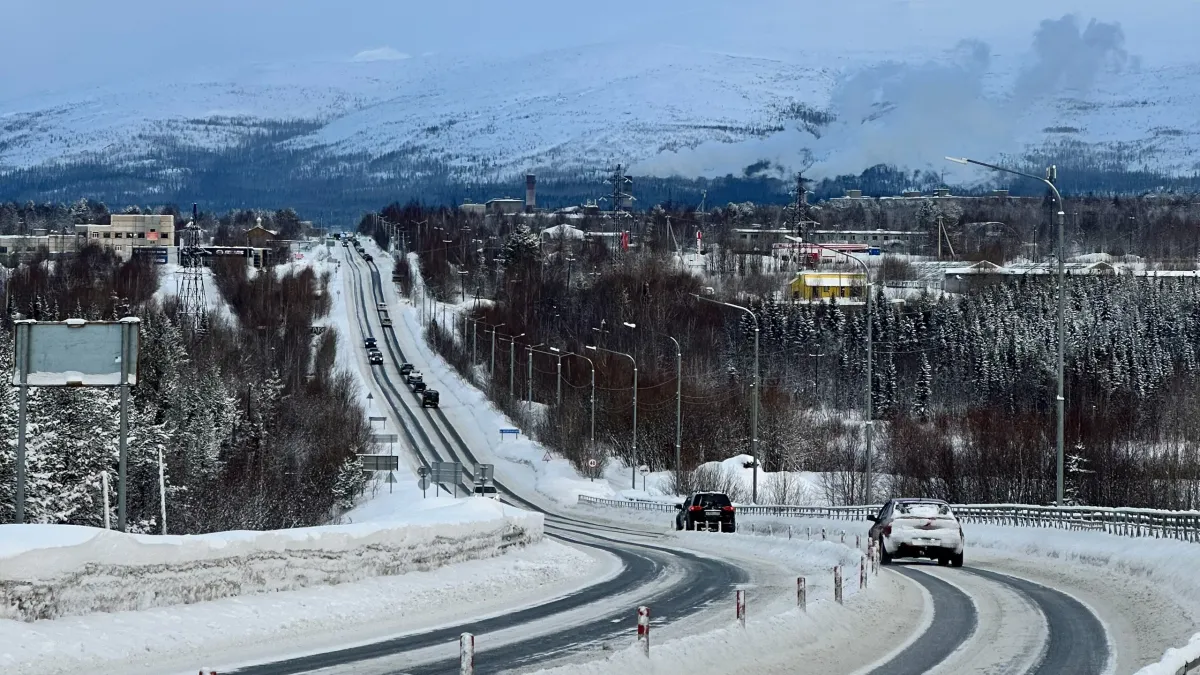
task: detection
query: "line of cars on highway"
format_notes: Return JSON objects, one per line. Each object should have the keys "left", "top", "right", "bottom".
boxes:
{"left": 363, "top": 335, "right": 439, "bottom": 407}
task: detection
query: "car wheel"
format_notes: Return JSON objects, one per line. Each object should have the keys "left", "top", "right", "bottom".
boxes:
{"left": 937, "top": 556, "right": 949, "bottom": 566}
{"left": 950, "top": 552, "right": 964, "bottom": 568}
{"left": 686, "top": 518, "right": 695, "bottom": 531}
{"left": 723, "top": 522, "right": 736, "bottom": 533}
{"left": 879, "top": 539, "right": 893, "bottom": 566}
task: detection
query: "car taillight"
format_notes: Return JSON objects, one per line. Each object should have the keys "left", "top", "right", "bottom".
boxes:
{"left": 883, "top": 525, "right": 892, "bottom": 537}
{"left": 721, "top": 506, "right": 735, "bottom": 512}
{"left": 689, "top": 506, "right": 704, "bottom": 512}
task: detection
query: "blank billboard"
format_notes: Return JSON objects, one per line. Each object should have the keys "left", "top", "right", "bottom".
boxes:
{"left": 11, "top": 318, "right": 140, "bottom": 387}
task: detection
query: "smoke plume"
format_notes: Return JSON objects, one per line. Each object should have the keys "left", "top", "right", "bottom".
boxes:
{"left": 808, "top": 14, "right": 1132, "bottom": 177}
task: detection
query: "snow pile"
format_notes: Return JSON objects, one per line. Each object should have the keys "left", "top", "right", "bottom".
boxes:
{"left": 0, "top": 498, "right": 541, "bottom": 621}
{"left": 540, "top": 224, "right": 584, "bottom": 241}
{"left": 1135, "top": 634, "right": 1200, "bottom": 675}
{"left": 609, "top": 454, "right": 827, "bottom": 506}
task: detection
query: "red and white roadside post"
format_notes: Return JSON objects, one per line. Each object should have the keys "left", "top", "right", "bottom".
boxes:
{"left": 856, "top": 534, "right": 861, "bottom": 549}
{"left": 834, "top": 566, "right": 844, "bottom": 604}
{"left": 860, "top": 555, "right": 867, "bottom": 589}
{"left": 822, "top": 528, "right": 827, "bottom": 540}
{"left": 460, "top": 632, "right": 474, "bottom": 675}
{"left": 637, "top": 605, "right": 651, "bottom": 656}
{"left": 736, "top": 589, "right": 746, "bottom": 628}
{"left": 797, "top": 577, "right": 807, "bottom": 611}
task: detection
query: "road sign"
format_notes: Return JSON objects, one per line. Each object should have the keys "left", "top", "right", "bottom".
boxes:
{"left": 431, "top": 461, "right": 463, "bottom": 496}
{"left": 543, "top": 451, "right": 552, "bottom": 462}
{"left": 371, "top": 433, "right": 399, "bottom": 444}
{"left": 359, "top": 454, "right": 399, "bottom": 471}
{"left": 384, "top": 471, "right": 397, "bottom": 484}
{"left": 476, "top": 464, "right": 494, "bottom": 485}
{"left": 418, "top": 475, "right": 431, "bottom": 490}
{"left": 587, "top": 459, "right": 598, "bottom": 468}
{"left": 638, "top": 465, "right": 650, "bottom": 475}
{"left": 417, "top": 466, "right": 430, "bottom": 478}
{"left": 369, "top": 416, "right": 387, "bottom": 424}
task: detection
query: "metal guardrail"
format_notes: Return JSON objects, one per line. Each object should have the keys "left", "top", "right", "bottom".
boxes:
{"left": 575, "top": 496, "right": 1200, "bottom": 543}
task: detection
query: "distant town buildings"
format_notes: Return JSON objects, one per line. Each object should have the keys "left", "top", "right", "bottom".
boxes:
{"left": 79, "top": 214, "right": 175, "bottom": 260}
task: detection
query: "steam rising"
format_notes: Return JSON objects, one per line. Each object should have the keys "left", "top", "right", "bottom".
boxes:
{"left": 636, "top": 15, "right": 1135, "bottom": 180}
{"left": 810, "top": 14, "right": 1133, "bottom": 177}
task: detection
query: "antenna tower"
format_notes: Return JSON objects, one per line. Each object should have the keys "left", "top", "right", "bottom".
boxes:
{"left": 177, "top": 202, "right": 207, "bottom": 331}
{"left": 793, "top": 171, "right": 814, "bottom": 239}
{"left": 606, "top": 164, "right": 634, "bottom": 213}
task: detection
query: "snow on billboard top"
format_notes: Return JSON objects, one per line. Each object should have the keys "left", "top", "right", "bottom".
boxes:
{"left": 11, "top": 318, "right": 140, "bottom": 387}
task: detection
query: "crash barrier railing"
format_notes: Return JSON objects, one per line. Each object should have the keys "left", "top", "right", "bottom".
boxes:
{"left": 576, "top": 495, "right": 1200, "bottom": 543}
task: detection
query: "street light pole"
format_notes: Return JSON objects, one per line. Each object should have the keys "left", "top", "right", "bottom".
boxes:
{"left": 947, "top": 156, "right": 1067, "bottom": 505}
{"left": 624, "top": 322, "right": 683, "bottom": 472}
{"left": 695, "top": 295, "right": 760, "bottom": 503}
{"left": 566, "top": 351, "right": 596, "bottom": 451}
{"left": 785, "top": 235, "right": 874, "bottom": 504}
{"left": 488, "top": 323, "right": 505, "bottom": 379}
{"left": 588, "top": 344, "right": 637, "bottom": 489}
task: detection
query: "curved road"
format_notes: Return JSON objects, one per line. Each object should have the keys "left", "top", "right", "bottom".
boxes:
{"left": 235, "top": 242, "right": 1112, "bottom": 675}
{"left": 220, "top": 246, "right": 744, "bottom": 675}
{"left": 871, "top": 563, "right": 1109, "bottom": 675}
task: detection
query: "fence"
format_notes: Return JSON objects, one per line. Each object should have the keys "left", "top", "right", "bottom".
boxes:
{"left": 575, "top": 496, "right": 1200, "bottom": 543}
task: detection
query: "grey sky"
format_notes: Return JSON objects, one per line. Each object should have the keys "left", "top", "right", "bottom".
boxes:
{"left": 2, "top": 0, "right": 1195, "bottom": 100}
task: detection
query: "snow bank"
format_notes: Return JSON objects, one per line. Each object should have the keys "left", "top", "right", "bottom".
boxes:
{"left": 0, "top": 499, "right": 541, "bottom": 621}
{"left": 615, "top": 454, "right": 827, "bottom": 506}
{"left": 1135, "top": 634, "right": 1200, "bottom": 675}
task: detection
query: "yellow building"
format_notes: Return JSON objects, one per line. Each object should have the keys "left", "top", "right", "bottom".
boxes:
{"left": 790, "top": 271, "right": 867, "bottom": 301}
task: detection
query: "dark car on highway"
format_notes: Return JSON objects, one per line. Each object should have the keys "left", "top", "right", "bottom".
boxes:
{"left": 399, "top": 362, "right": 414, "bottom": 376}
{"left": 420, "top": 389, "right": 439, "bottom": 407}
{"left": 368, "top": 349, "right": 383, "bottom": 365}
{"left": 411, "top": 379, "right": 428, "bottom": 394}
{"left": 364, "top": 337, "right": 377, "bottom": 349}
{"left": 675, "top": 491, "right": 736, "bottom": 532}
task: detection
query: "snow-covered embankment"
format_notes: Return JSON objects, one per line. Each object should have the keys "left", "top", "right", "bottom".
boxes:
{"left": 0, "top": 499, "right": 541, "bottom": 622}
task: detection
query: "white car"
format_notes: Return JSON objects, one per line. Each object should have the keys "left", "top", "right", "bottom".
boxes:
{"left": 473, "top": 485, "right": 500, "bottom": 500}
{"left": 868, "top": 498, "right": 964, "bottom": 567}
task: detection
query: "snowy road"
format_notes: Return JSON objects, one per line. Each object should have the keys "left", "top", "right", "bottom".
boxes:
{"left": 311, "top": 242, "right": 1123, "bottom": 675}
{"left": 234, "top": 247, "right": 745, "bottom": 674}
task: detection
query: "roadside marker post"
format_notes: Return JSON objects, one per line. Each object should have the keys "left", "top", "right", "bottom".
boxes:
{"left": 860, "top": 556, "right": 867, "bottom": 589}
{"left": 460, "top": 632, "right": 474, "bottom": 675}
{"left": 856, "top": 534, "right": 861, "bottom": 549}
{"left": 637, "top": 606, "right": 650, "bottom": 656}
{"left": 736, "top": 589, "right": 746, "bottom": 628}
{"left": 797, "top": 577, "right": 807, "bottom": 611}
{"left": 834, "top": 566, "right": 843, "bottom": 604}
{"left": 822, "top": 528, "right": 827, "bottom": 540}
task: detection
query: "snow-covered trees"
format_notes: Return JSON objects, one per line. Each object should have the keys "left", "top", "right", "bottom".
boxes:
{"left": 1, "top": 247, "right": 371, "bottom": 532}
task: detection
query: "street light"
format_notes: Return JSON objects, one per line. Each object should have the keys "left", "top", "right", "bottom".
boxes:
{"left": 587, "top": 344, "right": 637, "bottom": 489}
{"left": 564, "top": 350, "right": 596, "bottom": 452}
{"left": 487, "top": 323, "right": 505, "bottom": 378}
{"left": 623, "top": 322, "right": 683, "bottom": 472}
{"left": 523, "top": 341, "right": 545, "bottom": 414}
{"left": 785, "top": 234, "right": 874, "bottom": 504}
{"left": 947, "top": 155, "right": 1067, "bottom": 506}
{"left": 500, "top": 333, "right": 526, "bottom": 397}
{"left": 694, "top": 295, "right": 760, "bottom": 503}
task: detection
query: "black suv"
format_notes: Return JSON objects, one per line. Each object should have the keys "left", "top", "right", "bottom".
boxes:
{"left": 411, "top": 379, "right": 428, "bottom": 394}
{"left": 368, "top": 349, "right": 383, "bottom": 365}
{"left": 399, "top": 363, "right": 414, "bottom": 376}
{"left": 364, "top": 337, "right": 377, "bottom": 349}
{"left": 675, "top": 492, "right": 736, "bottom": 532}
{"left": 420, "top": 389, "right": 440, "bottom": 408}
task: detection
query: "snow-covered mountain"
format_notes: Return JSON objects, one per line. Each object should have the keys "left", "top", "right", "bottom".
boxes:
{"left": 1, "top": 3, "right": 1198, "bottom": 207}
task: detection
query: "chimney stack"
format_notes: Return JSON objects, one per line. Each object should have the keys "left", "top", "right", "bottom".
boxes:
{"left": 525, "top": 174, "right": 536, "bottom": 212}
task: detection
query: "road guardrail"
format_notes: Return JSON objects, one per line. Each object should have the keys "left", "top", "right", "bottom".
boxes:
{"left": 576, "top": 495, "right": 1200, "bottom": 542}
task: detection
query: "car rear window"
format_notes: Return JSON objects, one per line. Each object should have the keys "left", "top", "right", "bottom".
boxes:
{"left": 896, "top": 502, "right": 953, "bottom": 518}
{"left": 695, "top": 493, "right": 731, "bottom": 508}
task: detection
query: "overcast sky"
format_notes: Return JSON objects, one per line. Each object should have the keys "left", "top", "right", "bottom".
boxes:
{"left": 3, "top": 0, "right": 1195, "bottom": 100}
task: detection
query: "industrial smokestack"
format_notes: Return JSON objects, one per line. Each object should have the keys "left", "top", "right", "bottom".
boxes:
{"left": 525, "top": 174, "right": 536, "bottom": 211}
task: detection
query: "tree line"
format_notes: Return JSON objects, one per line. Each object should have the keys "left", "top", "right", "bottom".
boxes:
{"left": 0, "top": 244, "right": 370, "bottom": 531}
